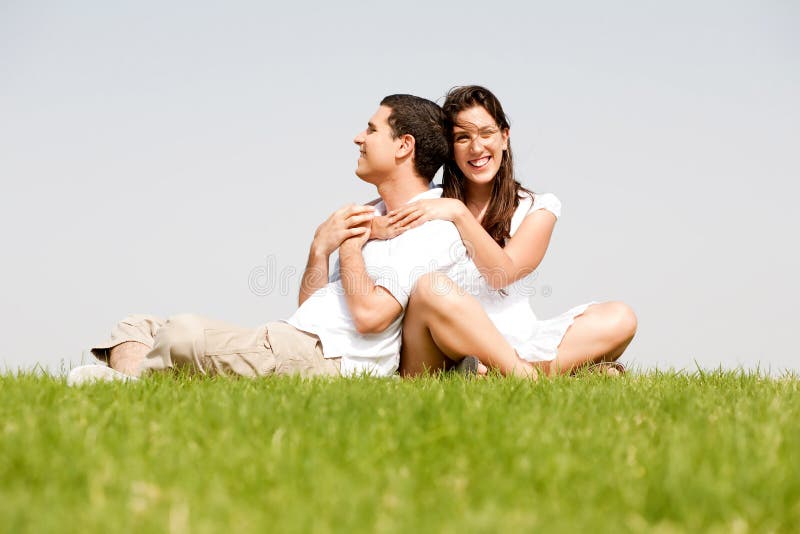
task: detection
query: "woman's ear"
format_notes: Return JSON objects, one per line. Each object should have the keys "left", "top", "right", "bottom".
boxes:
{"left": 502, "top": 128, "right": 510, "bottom": 151}
{"left": 396, "top": 134, "right": 415, "bottom": 159}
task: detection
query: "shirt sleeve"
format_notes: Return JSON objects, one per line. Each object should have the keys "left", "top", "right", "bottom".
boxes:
{"left": 371, "top": 221, "right": 466, "bottom": 310}
{"left": 528, "top": 193, "right": 562, "bottom": 219}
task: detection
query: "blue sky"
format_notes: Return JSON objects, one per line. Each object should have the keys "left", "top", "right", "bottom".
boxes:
{"left": 1, "top": 1, "right": 798, "bottom": 373}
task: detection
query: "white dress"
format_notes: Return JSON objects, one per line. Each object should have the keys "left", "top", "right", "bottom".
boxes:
{"left": 456, "top": 192, "right": 594, "bottom": 362}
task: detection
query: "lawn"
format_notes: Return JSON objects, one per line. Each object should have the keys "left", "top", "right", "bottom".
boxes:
{"left": 1, "top": 371, "right": 798, "bottom": 533}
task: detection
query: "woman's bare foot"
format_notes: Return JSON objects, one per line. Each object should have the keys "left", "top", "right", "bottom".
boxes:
{"left": 582, "top": 361, "right": 626, "bottom": 377}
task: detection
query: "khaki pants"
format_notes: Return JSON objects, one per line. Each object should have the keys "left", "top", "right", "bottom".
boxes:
{"left": 91, "top": 314, "right": 341, "bottom": 378}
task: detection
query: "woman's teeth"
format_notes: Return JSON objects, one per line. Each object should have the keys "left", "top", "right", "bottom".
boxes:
{"left": 469, "top": 156, "right": 490, "bottom": 168}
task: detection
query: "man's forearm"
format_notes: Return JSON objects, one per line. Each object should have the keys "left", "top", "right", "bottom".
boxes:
{"left": 338, "top": 242, "right": 376, "bottom": 309}
{"left": 298, "top": 246, "right": 329, "bottom": 306}
{"left": 338, "top": 241, "right": 398, "bottom": 334}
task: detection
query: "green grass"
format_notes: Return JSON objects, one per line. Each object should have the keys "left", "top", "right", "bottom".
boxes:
{"left": 1, "top": 371, "right": 799, "bottom": 533}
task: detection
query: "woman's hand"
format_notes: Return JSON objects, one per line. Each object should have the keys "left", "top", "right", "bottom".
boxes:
{"left": 369, "top": 214, "right": 407, "bottom": 240}
{"left": 386, "top": 198, "right": 467, "bottom": 230}
{"left": 312, "top": 205, "right": 375, "bottom": 256}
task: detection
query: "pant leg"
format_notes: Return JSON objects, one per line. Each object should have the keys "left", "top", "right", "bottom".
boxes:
{"left": 90, "top": 314, "right": 165, "bottom": 362}
{"left": 144, "top": 314, "right": 275, "bottom": 377}
{"left": 265, "top": 322, "right": 341, "bottom": 377}
{"left": 144, "top": 315, "right": 341, "bottom": 378}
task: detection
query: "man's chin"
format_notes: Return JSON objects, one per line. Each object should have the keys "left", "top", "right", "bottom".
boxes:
{"left": 355, "top": 169, "right": 377, "bottom": 184}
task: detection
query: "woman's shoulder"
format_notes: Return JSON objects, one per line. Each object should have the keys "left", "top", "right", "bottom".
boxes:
{"left": 516, "top": 191, "right": 562, "bottom": 219}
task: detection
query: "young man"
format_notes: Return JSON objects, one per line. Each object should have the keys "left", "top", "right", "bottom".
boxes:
{"left": 69, "top": 95, "right": 536, "bottom": 384}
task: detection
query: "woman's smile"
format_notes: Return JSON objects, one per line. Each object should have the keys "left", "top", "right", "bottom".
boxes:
{"left": 468, "top": 156, "right": 491, "bottom": 168}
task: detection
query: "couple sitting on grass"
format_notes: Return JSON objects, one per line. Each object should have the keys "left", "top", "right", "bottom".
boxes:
{"left": 69, "top": 86, "right": 636, "bottom": 385}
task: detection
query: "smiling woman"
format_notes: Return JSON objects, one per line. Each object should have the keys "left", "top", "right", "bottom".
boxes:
{"left": 381, "top": 85, "right": 638, "bottom": 377}
{"left": 451, "top": 105, "right": 509, "bottom": 192}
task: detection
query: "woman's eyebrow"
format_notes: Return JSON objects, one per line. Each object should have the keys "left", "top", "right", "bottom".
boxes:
{"left": 454, "top": 123, "right": 497, "bottom": 132}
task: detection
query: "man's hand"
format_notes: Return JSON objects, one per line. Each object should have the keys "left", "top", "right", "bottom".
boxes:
{"left": 338, "top": 219, "right": 401, "bottom": 335}
{"left": 341, "top": 218, "right": 372, "bottom": 252}
{"left": 313, "top": 205, "right": 375, "bottom": 256}
{"left": 300, "top": 205, "right": 373, "bottom": 307}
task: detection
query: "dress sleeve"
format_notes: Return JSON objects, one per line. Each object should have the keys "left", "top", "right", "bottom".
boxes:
{"left": 528, "top": 193, "right": 562, "bottom": 219}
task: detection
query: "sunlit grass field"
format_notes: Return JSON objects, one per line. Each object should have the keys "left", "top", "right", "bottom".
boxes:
{"left": 2, "top": 371, "right": 798, "bottom": 533}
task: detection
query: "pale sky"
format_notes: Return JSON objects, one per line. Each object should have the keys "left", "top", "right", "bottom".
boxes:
{"left": 1, "top": 1, "right": 798, "bottom": 374}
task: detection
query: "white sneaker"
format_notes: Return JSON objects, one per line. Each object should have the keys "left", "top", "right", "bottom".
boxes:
{"left": 67, "top": 364, "right": 139, "bottom": 386}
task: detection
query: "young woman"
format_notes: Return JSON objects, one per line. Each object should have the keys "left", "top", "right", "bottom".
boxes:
{"left": 376, "top": 85, "right": 637, "bottom": 376}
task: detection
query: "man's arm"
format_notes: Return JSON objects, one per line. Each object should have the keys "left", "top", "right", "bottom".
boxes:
{"left": 338, "top": 219, "right": 467, "bottom": 335}
{"left": 338, "top": 236, "right": 402, "bottom": 334}
{"left": 298, "top": 205, "right": 375, "bottom": 307}
{"left": 298, "top": 245, "right": 331, "bottom": 306}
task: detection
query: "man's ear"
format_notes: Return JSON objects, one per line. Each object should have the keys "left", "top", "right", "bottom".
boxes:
{"left": 395, "top": 134, "right": 415, "bottom": 159}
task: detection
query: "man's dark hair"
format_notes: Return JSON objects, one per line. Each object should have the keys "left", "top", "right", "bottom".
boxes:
{"left": 380, "top": 94, "right": 449, "bottom": 181}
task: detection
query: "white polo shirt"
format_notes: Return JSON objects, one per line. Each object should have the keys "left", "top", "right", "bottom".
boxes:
{"left": 286, "top": 187, "right": 470, "bottom": 377}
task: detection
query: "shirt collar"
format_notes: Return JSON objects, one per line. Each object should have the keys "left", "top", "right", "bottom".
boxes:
{"left": 373, "top": 183, "right": 442, "bottom": 215}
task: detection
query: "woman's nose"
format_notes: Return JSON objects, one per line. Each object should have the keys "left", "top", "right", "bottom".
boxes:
{"left": 468, "top": 137, "right": 483, "bottom": 153}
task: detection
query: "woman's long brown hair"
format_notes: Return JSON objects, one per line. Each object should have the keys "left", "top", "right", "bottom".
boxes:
{"left": 442, "top": 86, "right": 532, "bottom": 246}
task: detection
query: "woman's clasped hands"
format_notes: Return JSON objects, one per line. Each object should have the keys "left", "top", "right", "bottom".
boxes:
{"left": 370, "top": 198, "right": 466, "bottom": 240}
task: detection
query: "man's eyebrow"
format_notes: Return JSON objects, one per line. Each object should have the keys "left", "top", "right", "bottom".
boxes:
{"left": 367, "top": 121, "right": 376, "bottom": 130}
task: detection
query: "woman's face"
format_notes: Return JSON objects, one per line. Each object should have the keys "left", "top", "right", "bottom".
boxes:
{"left": 452, "top": 105, "right": 509, "bottom": 187}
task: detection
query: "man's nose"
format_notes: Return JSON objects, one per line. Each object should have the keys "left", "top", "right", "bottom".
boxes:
{"left": 354, "top": 131, "right": 365, "bottom": 145}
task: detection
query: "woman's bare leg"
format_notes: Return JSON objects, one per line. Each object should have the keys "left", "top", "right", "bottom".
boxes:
{"left": 399, "top": 272, "right": 536, "bottom": 378}
{"left": 399, "top": 298, "right": 450, "bottom": 377}
{"left": 539, "top": 301, "right": 637, "bottom": 376}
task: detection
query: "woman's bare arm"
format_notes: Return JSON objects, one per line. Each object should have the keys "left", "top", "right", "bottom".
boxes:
{"left": 388, "top": 198, "right": 556, "bottom": 290}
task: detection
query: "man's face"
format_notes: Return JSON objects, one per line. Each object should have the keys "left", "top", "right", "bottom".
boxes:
{"left": 353, "top": 105, "right": 400, "bottom": 183}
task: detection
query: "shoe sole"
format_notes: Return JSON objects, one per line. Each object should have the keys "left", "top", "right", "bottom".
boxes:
{"left": 453, "top": 356, "right": 480, "bottom": 375}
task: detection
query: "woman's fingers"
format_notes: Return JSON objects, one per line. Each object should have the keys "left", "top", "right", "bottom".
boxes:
{"left": 388, "top": 224, "right": 408, "bottom": 238}
{"left": 395, "top": 210, "right": 425, "bottom": 228}
{"left": 387, "top": 206, "right": 414, "bottom": 222}
{"left": 388, "top": 200, "right": 419, "bottom": 216}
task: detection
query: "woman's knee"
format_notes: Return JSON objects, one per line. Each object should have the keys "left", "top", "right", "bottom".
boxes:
{"left": 410, "top": 272, "right": 461, "bottom": 306}
{"left": 606, "top": 301, "right": 637, "bottom": 341}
